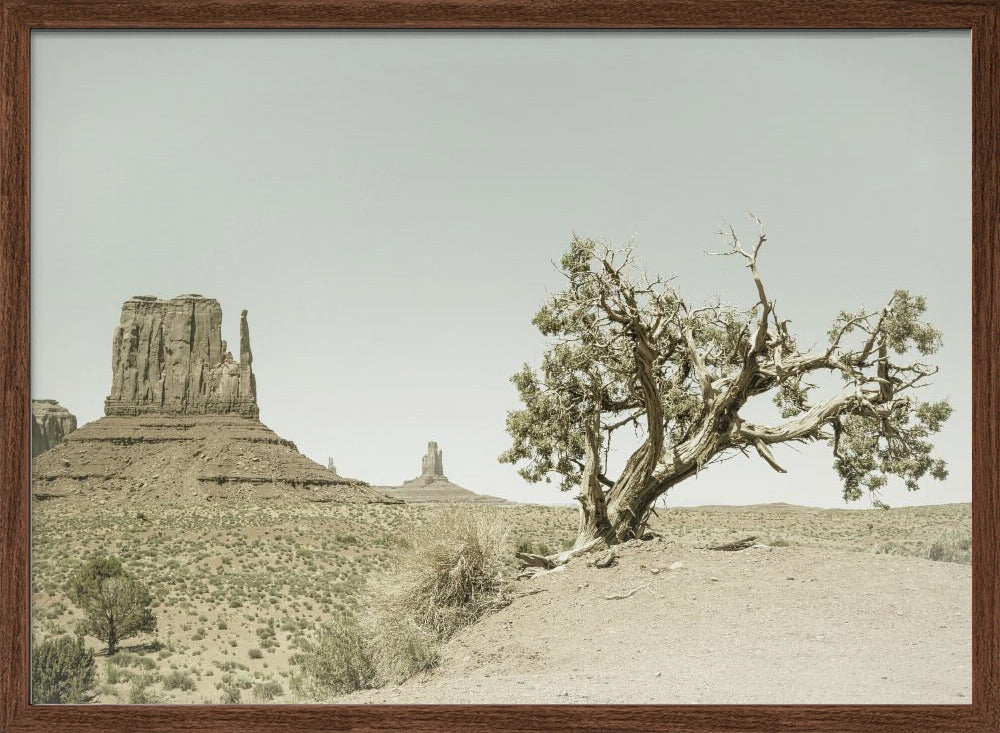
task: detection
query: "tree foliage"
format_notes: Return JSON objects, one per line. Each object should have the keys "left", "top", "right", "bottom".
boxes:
{"left": 31, "top": 635, "right": 95, "bottom": 704}
{"left": 501, "top": 218, "right": 951, "bottom": 551}
{"left": 66, "top": 555, "right": 157, "bottom": 655}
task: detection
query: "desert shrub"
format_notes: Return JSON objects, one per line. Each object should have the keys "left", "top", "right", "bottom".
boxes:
{"left": 31, "top": 635, "right": 95, "bottom": 704}
{"left": 127, "top": 674, "right": 161, "bottom": 704}
{"left": 104, "top": 662, "right": 125, "bottom": 684}
{"left": 218, "top": 682, "right": 242, "bottom": 704}
{"left": 109, "top": 651, "right": 137, "bottom": 667}
{"left": 365, "top": 617, "right": 439, "bottom": 685}
{"left": 876, "top": 541, "right": 910, "bottom": 557}
{"left": 515, "top": 538, "right": 555, "bottom": 557}
{"left": 251, "top": 680, "right": 283, "bottom": 703}
{"left": 248, "top": 648, "right": 263, "bottom": 659}
{"left": 294, "top": 616, "right": 377, "bottom": 696}
{"left": 877, "top": 531, "right": 971, "bottom": 565}
{"left": 162, "top": 670, "right": 196, "bottom": 691}
{"left": 44, "top": 601, "right": 67, "bottom": 620}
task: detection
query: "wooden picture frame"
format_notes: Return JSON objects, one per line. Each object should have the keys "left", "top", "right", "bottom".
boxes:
{"left": 1, "top": 1, "right": 996, "bottom": 731}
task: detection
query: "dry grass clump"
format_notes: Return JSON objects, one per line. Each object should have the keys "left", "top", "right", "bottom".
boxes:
{"left": 876, "top": 527, "right": 971, "bottom": 565}
{"left": 926, "top": 529, "right": 972, "bottom": 564}
{"left": 372, "top": 509, "right": 511, "bottom": 639}
{"left": 294, "top": 509, "right": 511, "bottom": 697}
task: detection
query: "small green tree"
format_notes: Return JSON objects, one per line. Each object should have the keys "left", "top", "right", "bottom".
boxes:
{"left": 66, "top": 555, "right": 157, "bottom": 655}
{"left": 31, "top": 635, "right": 95, "bottom": 703}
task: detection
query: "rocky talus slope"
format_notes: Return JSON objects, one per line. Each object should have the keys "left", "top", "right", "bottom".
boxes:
{"left": 33, "top": 415, "right": 398, "bottom": 503}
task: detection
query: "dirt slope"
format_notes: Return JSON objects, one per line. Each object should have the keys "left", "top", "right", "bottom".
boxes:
{"left": 32, "top": 415, "right": 400, "bottom": 504}
{"left": 341, "top": 540, "right": 970, "bottom": 704}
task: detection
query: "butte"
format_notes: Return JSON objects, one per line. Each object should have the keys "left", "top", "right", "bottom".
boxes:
{"left": 31, "top": 295, "right": 399, "bottom": 505}
{"left": 378, "top": 441, "right": 509, "bottom": 504}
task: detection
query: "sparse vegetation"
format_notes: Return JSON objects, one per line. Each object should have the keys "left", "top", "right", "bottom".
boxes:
{"left": 252, "top": 679, "right": 283, "bottom": 703}
{"left": 31, "top": 496, "right": 970, "bottom": 703}
{"left": 293, "top": 616, "right": 378, "bottom": 696}
{"left": 927, "top": 530, "right": 972, "bottom": 564}
{"left": 295, "top": 510, "right": 509, "bottom": 696}
{"left": 218, "top": 682, "right": 242, "bottom": 704}
{"left": 877, "top": 526, "right": 971, "bottom": 565}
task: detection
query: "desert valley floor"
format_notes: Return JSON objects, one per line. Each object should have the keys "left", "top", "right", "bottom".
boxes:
{"left": 32, "top": 497, "right": 971, "bottom": 704}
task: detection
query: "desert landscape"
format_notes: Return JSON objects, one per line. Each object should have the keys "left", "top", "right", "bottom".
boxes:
{"left": 27, "top": 30, "right": 972, "bottom": 708}
{"left": 29, "top": 273, "right": 971, "bottom": 705}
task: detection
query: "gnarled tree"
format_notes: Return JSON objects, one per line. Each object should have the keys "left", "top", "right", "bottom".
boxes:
{"left": 501, "top": 218, "right": 951, "bottom": 563}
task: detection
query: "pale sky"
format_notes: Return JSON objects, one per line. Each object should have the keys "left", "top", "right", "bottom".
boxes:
{"left": 31, "top": 30, "right": 971, "bottom": 508}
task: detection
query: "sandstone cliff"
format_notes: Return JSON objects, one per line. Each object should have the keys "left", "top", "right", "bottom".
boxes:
{"left": 31, "top": 399, "right": 77, "bottom": 457}
{"left": 104, "top": 295, "right": 258, "bottom": 419}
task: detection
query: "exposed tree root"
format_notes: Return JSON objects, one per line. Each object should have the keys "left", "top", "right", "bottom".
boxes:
{"left": 515, "top": 537, "right": 607, "bottom": 571}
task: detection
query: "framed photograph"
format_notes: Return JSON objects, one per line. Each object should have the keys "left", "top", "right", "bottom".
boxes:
{"left": 2, "top": 1, "right": 997, "bottom": 732}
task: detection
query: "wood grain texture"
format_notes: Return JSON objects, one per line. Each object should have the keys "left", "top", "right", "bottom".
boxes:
{"left": 1, "top": 1, "right": 997, "bottom": 731}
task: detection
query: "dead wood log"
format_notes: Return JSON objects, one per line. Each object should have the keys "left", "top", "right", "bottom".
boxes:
{"left": 707, "top": 536, "right": 758, "bottom": 551}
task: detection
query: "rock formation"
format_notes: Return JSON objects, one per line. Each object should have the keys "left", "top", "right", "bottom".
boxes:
{"left": 405, "top": 441, "right": 447, "bottom": 486}
{"left": 387, "top": 440, "right": 508, "bottom": 504}
{"left": 104, "top": 295, "right": 258, "bottom": 419}
{"left": 31, "top": 399, "right": 77, "bottom": 457}
{"left": 34, "top": 295, "right": 399, "bottom": 505}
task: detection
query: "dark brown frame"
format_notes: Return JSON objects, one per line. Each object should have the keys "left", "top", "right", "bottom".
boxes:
{"left": 1, "top": 1, "right": 996, "bottom": 731}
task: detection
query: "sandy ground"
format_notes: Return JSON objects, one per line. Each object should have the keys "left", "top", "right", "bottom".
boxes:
{"left": 340, "top": 541, "right": 971, "bottom": 704}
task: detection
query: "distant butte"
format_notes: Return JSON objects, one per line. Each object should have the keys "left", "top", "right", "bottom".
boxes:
{"left": 404, "top": 441, "right": 448, "bottom": 487}
{"left": 382, "top": 441, "right": 509, "bottom": 504}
